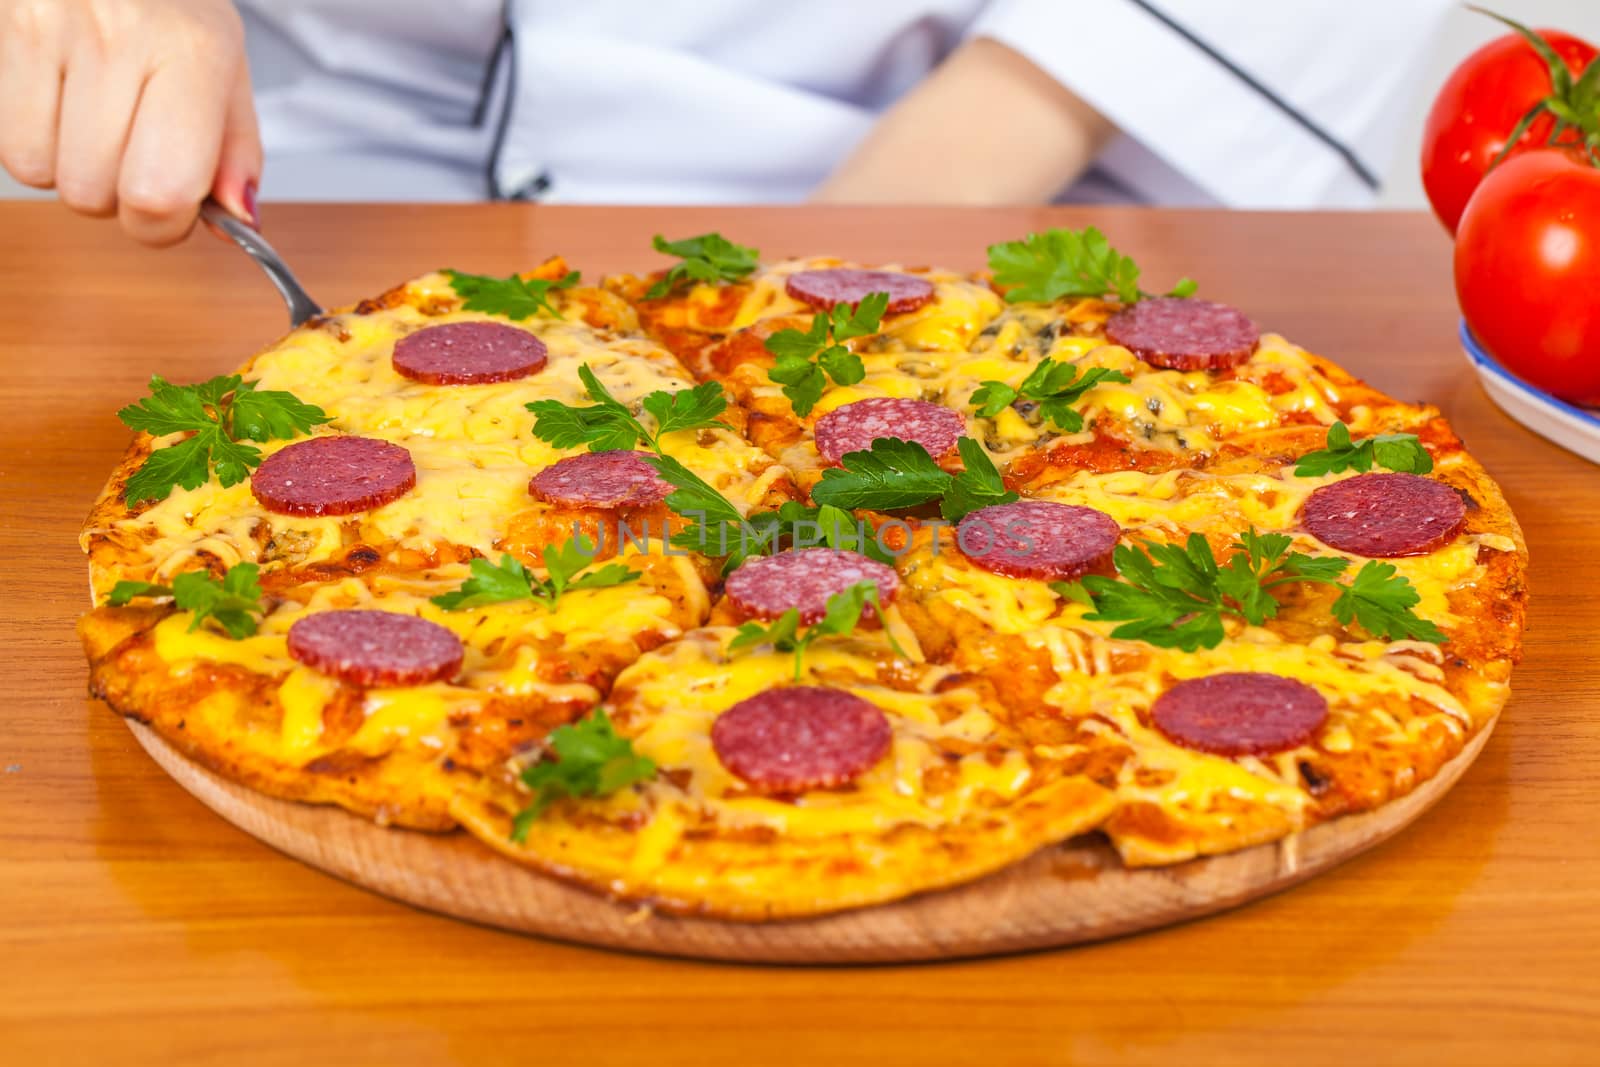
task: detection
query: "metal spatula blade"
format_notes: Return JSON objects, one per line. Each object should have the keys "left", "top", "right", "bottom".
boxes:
{"left": 200, "top": 197, "right": 323, "bottom": 327}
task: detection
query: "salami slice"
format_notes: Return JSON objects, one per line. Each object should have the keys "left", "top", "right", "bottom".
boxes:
{"left": 785, "top": 269, "right": 935, "bottom": 314}
{"left": 711, "top": 686, "right": 892, "bottom": 792}
{"left": 287, "top": 610, "right": 464, "bottom": 687}
{"left": 725, "top": 547, "right": 899, "bottom": 624}
{"left": 251, "top": 436, "right": 416, "bottom": 517}
{"left": 528, "top": 450, "right": 672, "bottom": 509}
{"left": 1302, "top": 472, "right": 1466, "bottom": 558}
{"left": 813, "top": 397, "right": 964, "bottom": 464}
{"left": 1150, "top": 673, "right": 1328, "bottom": 756}
{"left": 1104, "top": 296, "right": 1261, "bottom": 371}
{"left": 956, "top": 500, "right": 1120, "bottom": 580}
{"left": 392, "top": 321, "right": 547, "bottom": 385}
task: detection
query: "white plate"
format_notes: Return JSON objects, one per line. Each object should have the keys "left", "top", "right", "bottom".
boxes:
{"left": 1460, "top": 321, "right": 1600, "bottom": 465}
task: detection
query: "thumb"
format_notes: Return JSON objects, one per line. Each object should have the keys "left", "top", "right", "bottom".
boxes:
{"left": 210, "top": 65, "right": 263, "bottom": 229}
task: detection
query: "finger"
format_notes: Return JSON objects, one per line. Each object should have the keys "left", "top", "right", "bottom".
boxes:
{"left": 117, "top": 61, "right": 232, "bottom": 247}
{"left": 0, "top": 6, "right": 66, "bottom": 188}
{"left": 53, "top": 46, "right": 144, "bottom": 217}
{"left": 209, "top": 65, "right": 263, "bottom": 230}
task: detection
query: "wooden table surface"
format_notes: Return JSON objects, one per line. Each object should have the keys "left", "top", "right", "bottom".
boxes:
{"left": 2, "top": 202, "right": 1596, "bottom": 1066}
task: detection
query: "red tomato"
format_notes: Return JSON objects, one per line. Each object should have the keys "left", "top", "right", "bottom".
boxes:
{"left": 1421, "top": 28, "right": 1597, "bottom": 233}
{"left": 1455, "top": 150, "right": 1600, "bottom": 405}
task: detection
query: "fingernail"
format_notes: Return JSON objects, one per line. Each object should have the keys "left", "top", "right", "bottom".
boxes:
{"left": 241, "top": 181, "right": 259, "bottom": 229}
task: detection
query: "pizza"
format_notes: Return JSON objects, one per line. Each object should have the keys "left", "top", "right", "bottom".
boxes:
{"left": 78, "top": 226, "right": 1528, "bottom": 920}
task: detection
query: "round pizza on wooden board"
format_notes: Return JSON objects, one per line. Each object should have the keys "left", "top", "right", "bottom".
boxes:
{"left": 76, "top": 228, "right": 1528, "bottom": 953}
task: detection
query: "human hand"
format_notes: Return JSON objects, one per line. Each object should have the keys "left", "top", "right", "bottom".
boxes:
{"left": 0, "top": 0, "right": 262, "bottom": 245}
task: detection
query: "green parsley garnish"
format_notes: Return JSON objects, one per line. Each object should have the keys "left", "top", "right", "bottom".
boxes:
{"left": 764, "top": 293, "right": 887, "bottom": 417}
{"left": 644, "top": 459, "right": 896, "bottom": 569}
{"left": 430, "top": 539, "right": 639, "bottom": 613}
{"left": 745, "top": 501, "right": 894, "bottom": 564}
{"left": 527, "top": 366, "right": 728, "bottom": 452}
{"left": 727, "top": 581, "right": 905, "bottom": 680}
{"left": 810, "top": 437, "right": 1017, "bottom": 522}
{"left": 1056, "top": 529, "right": 1446, "bottom": 651}
{"left": 510, "top": 708, "right": 656, "bottom": 841}
{"left": 645, "top": 453, "right": 772, "bottom": 567}
{"left": 107, "top": 563, "right": 265, "bottom": 639}
{"left": 118, "top": 374, "right": 330, "bottom": 505}
{"left": 444, "top": 268, "right": 580, "bottom": 321}
{"left": 970, "top": 360, "right": 1131, "bottom": 434}
{"left": 644, "top": 233, "right": 760, "bottom": 299}
{"left": 987, "top": 226, "right": 1196, "bottom": 305}
{"left": 1294, "top": 421, "right": 1434, "bottom": 477}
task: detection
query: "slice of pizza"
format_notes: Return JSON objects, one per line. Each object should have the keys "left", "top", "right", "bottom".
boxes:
{"left": 78, "top": 556, "right": 704, "bottom": 828}
{"left": 83, "top": 259, "right": 795, "bottom": 599}
{"left": 611, "top": 246, "right": 1002, "bottom": 491}
{"left": 964, "top": 293, "right": 1440, "bottom": 493}
{"left": 451, "top": 623, "right": 1114, "bottom": 919}
{"left": 78, "top": 260, "right": 797, "bottom": 827}
{"left": 887, "top": 424, "right": 1526, "bottom": 865}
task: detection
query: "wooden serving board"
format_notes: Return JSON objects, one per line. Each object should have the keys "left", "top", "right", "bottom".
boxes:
{"left": 126, "top": 717, "right": 1495, "bottom": 963}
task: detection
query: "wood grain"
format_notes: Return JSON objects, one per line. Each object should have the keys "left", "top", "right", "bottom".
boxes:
{"left": 3, "top": 203, "right": 1597, "bottom": 1065}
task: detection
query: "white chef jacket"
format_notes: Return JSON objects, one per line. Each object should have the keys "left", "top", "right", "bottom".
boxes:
{"left": 237, "top": 0, "right": 1454, "bottom": 207}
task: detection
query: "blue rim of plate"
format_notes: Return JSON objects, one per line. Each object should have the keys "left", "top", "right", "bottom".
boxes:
{"left": 1458, "top": 319, "right": 1600, "bottom": 430}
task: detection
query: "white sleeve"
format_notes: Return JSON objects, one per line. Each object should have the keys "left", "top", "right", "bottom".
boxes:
{"left": 967, "top": 0, "right": 1454, "bottom": 207}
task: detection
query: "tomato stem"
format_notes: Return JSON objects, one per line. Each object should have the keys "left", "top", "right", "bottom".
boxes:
{"left": 1470, "top": 5, "right": 1600, "bottom": 171}
{"left": 1490, "top": 102, "right": 1547, "bottom": 171}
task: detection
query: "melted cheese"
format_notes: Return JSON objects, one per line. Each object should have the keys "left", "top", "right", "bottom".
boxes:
{"left": 591, "top": 628, "right": 1043, "bottom": 856}
{"left": 144, "top": 555, "right": 705, "bottom": 761}
{"left": 720, "top": 270, "right": 1348, "bottom": 464}
{"left": 899, "top": 456, "right": 1495, "bottom": 826}
{"left": 100, "top": 274, "right": 789, "bottom": 579}
{"left": 724, "top": 257, "right": 1002, "bottom": 349}
{"left": 1023, "top": 465, "right": 1489, "bottom": 625}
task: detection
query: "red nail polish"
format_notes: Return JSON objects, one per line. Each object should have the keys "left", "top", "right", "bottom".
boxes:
{"left": 242, "top": 181, "right": 259, "bottom": 229}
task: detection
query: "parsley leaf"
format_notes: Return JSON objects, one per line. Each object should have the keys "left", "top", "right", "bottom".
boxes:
{"left": 430, "top": 539, "right": 639, "bottom": 613}
{"left": 986, "top": 226, "right": 1195, "bottom": 305}
{"left": 644, "top": 233, "right": 760, "bottom": 300}
{"left": 117, "top": 374, "right": 330, "bottom": 505}
{"left": 108, "top": 563, "right": 265, "bottom": 639}
{"left": 940, "top": 438, "right": 1018, "bottom": 521}
{"left": 526, "top": 365, "right": 643, "bottom": 452}
{"left": 728, "top": 581, "right": 903, "bottom": 680}
{"left": 746, "top": 501, "right": 894, "bottom": 564}
{"left": 117, "top": 374, "right": 218, "bottom": 435}
{"left": 1058, "top": 528, "right": 1443, "bottom": 649}
{"left": 645, "top": 457, "right": 897, "bottom": 569}
{"left": 229, "top": 382, "right": 333, "bottom": 442}
{"left": 430, "top": 555, "right": 535, "bottom": 611}
{"left": 1294, "top": 421, "right": 1434, "bottom": 477}
{"left": 646, "top": 453, "right": 775, "bottom": 566}
{"left": 763, "top": 293, "right": 887, "bottom": 416}
{"left": 811, "top": 438, "right": 951, "bottom": 512}
{"left": 970, "top": 360, "right": 1131, "bottom": 434}
{"left": 510, "top": 708, "right": 656, "bottom": 840}
{"left": 1331, "top": 561, "right": 1448, "bottom": 644}
{"left": 638, "top": 380, "right": 729, "bottom": 441}
{"left": 121, "top": 432, "right": 241, "bottom": 506}
{"left": 809, "top": 437, "right": 1017, "bottom": 521}
{"left": 444, "top": 268, "right": 580, "bottom": 321}
{"left": 527, "top": 366, "right": 727, "bottom": 452}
